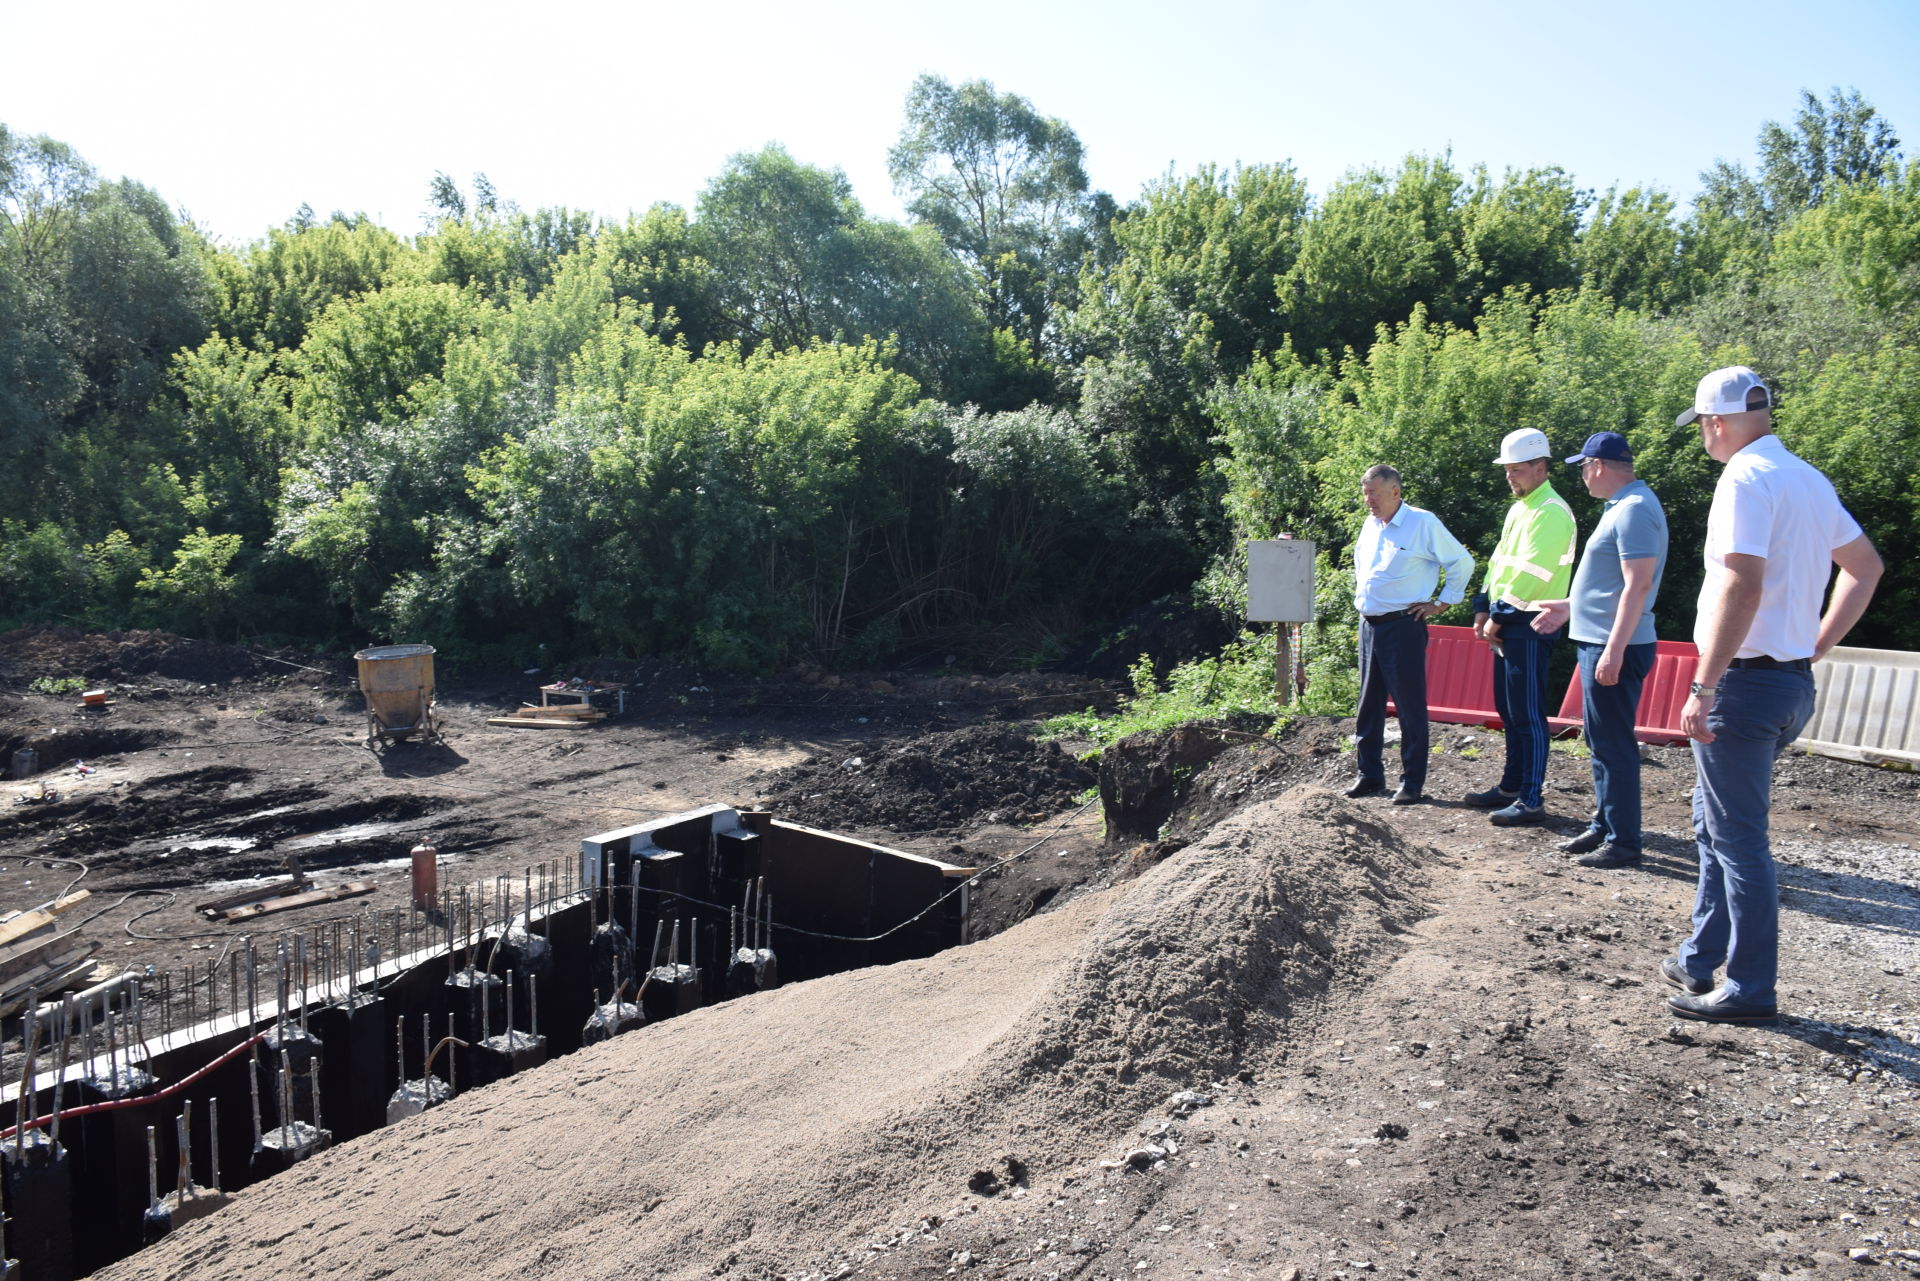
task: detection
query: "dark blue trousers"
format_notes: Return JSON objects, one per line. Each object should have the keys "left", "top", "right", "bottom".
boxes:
{"left": 1355, "top": 612, "right": 1430, "bottom": 793}
{"left": 1677, "top": 667, "right": 1817, "bottom": 1007}
{"left": 1489, "top": 607, "right": 1560, "bottom": 809}
{"left": 1576, "top": 640, "right": 1654, "bottom": 851}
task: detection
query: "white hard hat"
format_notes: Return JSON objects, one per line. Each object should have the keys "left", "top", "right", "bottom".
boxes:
{"left": 1494, "top": 428, "right": 1551, "bottom": 465}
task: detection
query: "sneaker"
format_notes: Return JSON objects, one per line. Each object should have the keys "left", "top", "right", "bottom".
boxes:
{"left": 1558, "top": 827, "right": 1606, "bottom": 855}
{"left": 1344, "top": 777, "right": 1386, "bottom": 799}
{"left": 1667, "top": 989, "right": 1777, "bottom": 1024}
{"left": 1462, "top": 785, "right": 1520, "bottom": 809}
{"left": 1573, "top": 843, "right": 1643, "bottom": 869}
{"left": 1660, "top": 957, "right": 1712, "bottom": 996}
{"left": 1488, "top": 802, "right": 1545, "bottom": 826}
{"left": 1391, "top": 785, "right": 1424, "bottom": 805}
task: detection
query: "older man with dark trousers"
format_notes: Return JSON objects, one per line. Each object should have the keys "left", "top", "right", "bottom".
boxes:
{"left": 1665, "top": 367, "right": 1882, "bottom": 1024}
{"left": 1346, "top": 464, "right": 1474, "bottom": 805}
{"left": 1530, "top": 431, "right": 1667, "bottom": 868}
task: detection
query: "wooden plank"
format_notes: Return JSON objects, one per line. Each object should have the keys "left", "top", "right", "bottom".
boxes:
{"left": 0, "top": 890, "right": 94, "bottom": 955}
{"left": 48, "top": 888, "right": 90, "bottom": 916}
{"left": 0, "top": 941, "right": 99, "bottom": 1004}
{"left": 0, "top": 948, "right": 103, "bottom": 1017}
{"left": 195, "top": 878, "right": 311, "bottom": 918}
{"left": 0, "top": 908, "right": 56, "bottom": 951}
{"left": 486, "top": 717, "right": 594, "bottom": 729}
{"left": 222, "top": 881, "right": 377, "bottom": 921}
{"left": 0, "top": 932, "right": 77, "bottom": 985}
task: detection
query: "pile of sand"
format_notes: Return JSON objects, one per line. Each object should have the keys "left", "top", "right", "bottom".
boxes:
{"left": 104, "top": 789, "right": 1427, "bottom": 1281}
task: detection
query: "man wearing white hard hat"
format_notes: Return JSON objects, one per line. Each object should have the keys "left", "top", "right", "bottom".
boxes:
{"left": 1662, "top": 366, "right": 1881, "bottom": 1024}
{"left": 1463, "top": 427, "right": 1576, "bottom": 826}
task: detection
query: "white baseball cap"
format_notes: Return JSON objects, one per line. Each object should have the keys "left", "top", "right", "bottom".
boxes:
{"left": 1676, "top": 366, "right": 1773, "bottom": 427}
{"left": 1493, "top": 428, "right": 1551, "bottom": 465}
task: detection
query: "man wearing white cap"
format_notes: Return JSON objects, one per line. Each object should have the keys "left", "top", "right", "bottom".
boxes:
{"left": 1664, "top": 366, "right": 1882, "bottom": 1024}
{"left": 1463, "top": 428, "right": 1577, "bottom": 826}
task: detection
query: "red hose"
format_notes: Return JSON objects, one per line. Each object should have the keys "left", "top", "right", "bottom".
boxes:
{"left": 2, "top": 1030, "right": 270, "bottom": 1143}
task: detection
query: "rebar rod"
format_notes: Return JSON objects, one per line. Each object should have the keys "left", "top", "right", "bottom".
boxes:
{"left": 146, "top": 1125, "right": 159, "bottom": 1213}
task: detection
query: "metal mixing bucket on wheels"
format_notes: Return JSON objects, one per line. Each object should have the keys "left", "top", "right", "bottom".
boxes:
{"left": 354, "top": 644, "right": 438, "bottom": 748}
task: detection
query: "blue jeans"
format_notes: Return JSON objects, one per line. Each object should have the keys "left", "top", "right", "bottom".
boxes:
{"left": 1490, "top": 608, "right": 1559, "bottom": 809}
{"left": 1676, "top": 667, "right": 1817, "bottom": 1007}
{"left": 1355, "top": 612, "right": 1429, "bottom": 792}
{"left": 1577, "top": 641, "right": 1654, "bottom": 851}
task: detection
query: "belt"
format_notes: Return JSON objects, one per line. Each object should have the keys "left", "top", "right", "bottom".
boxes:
{"left": 1362, "top": 609, "right": 1421, "bottom": 624}
{"left": 1728, "top": 656, "right": 1812, "bottom": 672}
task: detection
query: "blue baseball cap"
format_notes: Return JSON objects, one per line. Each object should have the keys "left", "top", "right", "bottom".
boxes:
{"left": 1564, "top": 431, "right": 1632, "bottom": 465}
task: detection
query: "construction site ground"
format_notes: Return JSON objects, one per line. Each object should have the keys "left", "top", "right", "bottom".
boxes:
{"left": 2, "top": 625, "right": 1917, "bottom": 1281}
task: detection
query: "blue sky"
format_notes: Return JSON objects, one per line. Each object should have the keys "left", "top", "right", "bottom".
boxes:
{"left": 4, "top": 0, "right": 1916, "bottom": 246}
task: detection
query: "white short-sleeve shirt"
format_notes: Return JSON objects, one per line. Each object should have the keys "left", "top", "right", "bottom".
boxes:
{"left": 1695, "top": 434, "right": 1863, "bottom": 660}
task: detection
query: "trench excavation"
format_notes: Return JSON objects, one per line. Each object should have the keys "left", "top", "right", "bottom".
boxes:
{"left": 0, "top": 804, "right": 973, "bottom": 1281}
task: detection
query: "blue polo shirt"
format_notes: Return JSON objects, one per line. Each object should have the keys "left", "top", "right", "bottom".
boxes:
{"left": 1569, "top": 478, "right": 1667, "bottom": 646}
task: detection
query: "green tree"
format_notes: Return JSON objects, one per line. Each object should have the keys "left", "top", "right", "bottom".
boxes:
{"left": 1576, "top": 186, "right": 1687, "bottom": 311}
{"left": 889, "top": 75, "right": 1096, "bottom": 353}
{"left": 1696, "top": 87, "right": 1903, "bottom": 247}
{"left": 138, "top": 527, "right": 244, "bottom": 636}
{"left": 1070, "top": 163, "right": 1313, "bottom": 534}
{"left": 1781, "top": 339, "right": 1920, "bottom": 647}
{"left": 211, "top": 213, "right": 410, "bottom": 352}
{"left": 693, "top": 145, "right": 985, "bottom": 397}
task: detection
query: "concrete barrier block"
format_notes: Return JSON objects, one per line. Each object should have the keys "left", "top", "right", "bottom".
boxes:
{"left": 1799, "top": 645, "right": 1920, "bottom": 768}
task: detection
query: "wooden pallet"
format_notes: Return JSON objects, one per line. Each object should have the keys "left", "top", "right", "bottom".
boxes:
{"left": 0, "top": 939, "right": 102, "bottom": 1016}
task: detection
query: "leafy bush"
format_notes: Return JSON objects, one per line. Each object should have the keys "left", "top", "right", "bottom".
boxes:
{"left": 1043, "top": 631, "right": 1286, "bottom": 749}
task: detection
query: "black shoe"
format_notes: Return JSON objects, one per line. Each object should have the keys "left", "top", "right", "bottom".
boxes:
{"left": 1488, "top": 801, "right": 1545, "bottom": 826}
{"left": 1573, "top": 843, "right": 1643, "bottom": 869}
{"left": 1462, "top": 785, "right": 1519, "bottom": 809}
{"left": 1667, "top": 989, "right": 1777, "bottom": 1024}
{"left": 1660, "top": 957, "right": 1712, "bottom": 996}
{"left": 1559, "top": 827, "right": 1606, "bottom": 855}
{"left": 1344, "top": 777, "right": 1386, "bottom": 799}
{"left": 1391, "top": 785, "right": 1424, "bottom": 805}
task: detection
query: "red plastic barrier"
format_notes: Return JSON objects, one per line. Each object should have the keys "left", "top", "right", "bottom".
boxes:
{"left": 1387, "top": 624, "right": 1503, "bottom": 729}
{"left": 1547, "top": 639, "right": 1699, "bottom": 745}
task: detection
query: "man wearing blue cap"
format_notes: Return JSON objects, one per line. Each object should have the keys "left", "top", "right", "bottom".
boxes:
{"left": 1530, "top": 432, "right": 1667, "bottom": 868}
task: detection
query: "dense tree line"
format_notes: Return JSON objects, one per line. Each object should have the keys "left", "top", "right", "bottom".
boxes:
{"left": 1, "top": 84, "right": 1914, "bottom": 671}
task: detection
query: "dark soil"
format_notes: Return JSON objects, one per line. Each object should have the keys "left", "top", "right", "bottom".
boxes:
{"left": 0, "top": 625, "right": 275, "bottom": 685}
{"left": 759, "top": 722, "right": 1098, "bottom": 836}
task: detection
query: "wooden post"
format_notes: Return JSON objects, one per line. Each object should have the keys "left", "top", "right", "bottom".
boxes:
{"left": 1275, "top": 624, "right": 1293, "bottom": 708}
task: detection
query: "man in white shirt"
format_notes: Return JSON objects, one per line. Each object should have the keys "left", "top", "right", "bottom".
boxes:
{"left": 1664, "top": 367, "right": 1882, "bottom": 1024}
{"left": 1347, "top": 465, "right": 1474, "bottom": 805}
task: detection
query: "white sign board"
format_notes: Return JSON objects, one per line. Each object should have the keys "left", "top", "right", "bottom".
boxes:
{"left": 1247, "top": 539, "right": 1316, "bottom": 623}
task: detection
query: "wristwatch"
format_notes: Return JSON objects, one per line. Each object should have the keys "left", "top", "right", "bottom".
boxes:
{"left": 1689, "top": 681, "right": 1717, "bottom": 698}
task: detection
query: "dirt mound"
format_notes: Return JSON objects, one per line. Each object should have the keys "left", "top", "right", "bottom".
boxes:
{"left": 763, "top": 722, "right": 1097, "bottom": 834}
{"left": 0, "top": 625, "right": 264, "bottom": 685}
{"left": 100, "top": 788, "right": 1424, "bottom": 1281}
{"left": 1, "top": 724, "right": 179, "bottom": 762}
{"left": 1094, "top": 716, "right": 1353, "bottom": 844}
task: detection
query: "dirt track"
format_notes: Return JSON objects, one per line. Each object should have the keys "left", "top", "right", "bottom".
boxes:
{"left": 5, "top": 627, "right": 1920, "bottom": 1279}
